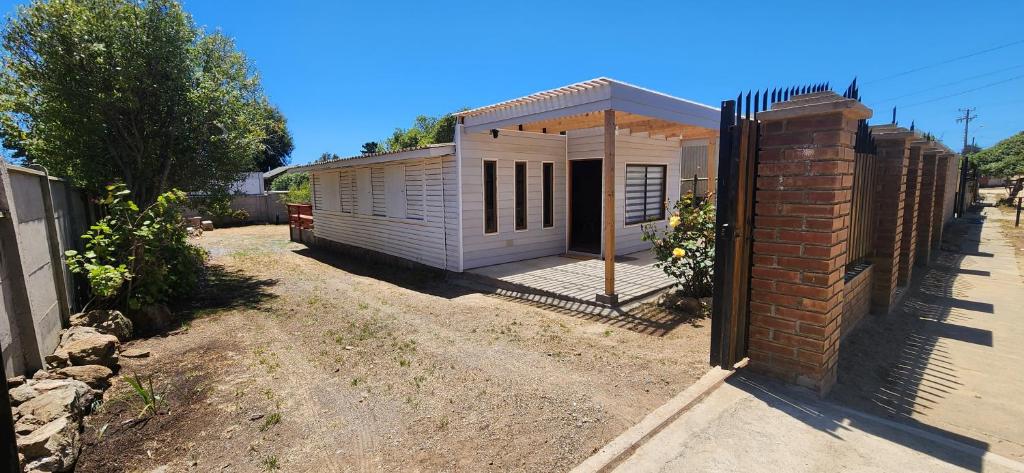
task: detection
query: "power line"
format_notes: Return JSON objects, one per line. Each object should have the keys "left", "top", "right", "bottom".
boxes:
{"left": 899, "top": 74, "right": 1024, "bottom": 109}
{"left": 864, "top": 38, "right": 1024, "bottom": 84}
{"left": 875, "top": 63, "right": 1024, "bottom": 103}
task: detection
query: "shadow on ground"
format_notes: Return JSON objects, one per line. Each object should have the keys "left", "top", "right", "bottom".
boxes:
{"left": 292, "top": 246, "right": 479, "bottom": 299}
{"left": 825, "top": 212, "right": 997, "bottom": 471}
{"left": 484, "top": 289, "right": 708, "bottom": 337}
{"left": 174, "top": 263, "right": 279, "bottom": 319}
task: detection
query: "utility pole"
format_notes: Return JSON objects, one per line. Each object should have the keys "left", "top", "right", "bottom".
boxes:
{"left": 954, "top": 108, "right": 976, "bottom": 217}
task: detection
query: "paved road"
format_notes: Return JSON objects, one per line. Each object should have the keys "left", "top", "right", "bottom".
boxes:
{"left": 604, "top": 198, "right": 1024, "bottom": 472}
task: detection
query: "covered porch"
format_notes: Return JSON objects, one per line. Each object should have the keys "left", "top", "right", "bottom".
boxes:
{"left": 456, "top": 78, "right": 719, "bottom": 306}
{"left": 466, "top": 250, "right": 675, "bottom": 307}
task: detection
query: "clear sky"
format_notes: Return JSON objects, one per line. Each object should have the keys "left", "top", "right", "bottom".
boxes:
{"left": 2, "top": 0, "right": 1022, "bottom": 165}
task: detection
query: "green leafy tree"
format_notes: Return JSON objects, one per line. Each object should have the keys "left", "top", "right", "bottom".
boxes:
{"left": 361, "top": 141, "right": 381, "bottom": 154}
{"left": 0, "top": 0, "right": 278, "bottom": 204}
{"left": 384, "top": 112, "right": 460, "bottom": 151}
{"left": 973, "top": 132, "right": 1024, "bottom": 179}
{"left": 270, "top": 172, "right": 308, "bottom": 192}
{"left": 315, "top": 152, "right": 339, "bottom": 163}
{"left": 255, "top": 104, "right": 294, "bottom": 172}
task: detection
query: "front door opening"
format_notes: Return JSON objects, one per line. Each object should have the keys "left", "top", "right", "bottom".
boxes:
{"left": 570, "top": 159, "right": 602, "bottom": 254}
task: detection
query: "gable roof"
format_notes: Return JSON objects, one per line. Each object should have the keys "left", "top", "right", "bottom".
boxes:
{"left": 456, "top": 77, "right": 720, "bottom": 133}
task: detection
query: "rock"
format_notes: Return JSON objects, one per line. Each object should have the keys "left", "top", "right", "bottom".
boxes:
{"left": 9, "top": 383, "right": 39, "bottom": 405}
{"left": 17, "top": 379, "right": 94, "bottom": 424}
{"left": 56, "top": 365, "right": 114, "bottom": 389}
{"left": 125, "top": 304, "right": 175, "bottom": 335}
{"left": 70, "top": 309, "right": 133, "bottom": 342}
{"left": 201, "top": 220, "right": 214, "bottom": 231}
{"left": 32, "top": 370, "right": 67, "bottom": 381}
{"left": 249, "top": 412, "right": 264, "bottom": 421}
{"left": 121, "top": 348, "right": 151, "bottom": 359}
{"left": 16, "top": 415, "right": 81, "bottom": 470}
{"left": 8, "top": 375, "right": 26, "bottom": 387}
{"left": 14, "top": 413, "right": 45, "bottom": 435}
{"left": 52, "top": 326, "right": 120, "bottom": 368}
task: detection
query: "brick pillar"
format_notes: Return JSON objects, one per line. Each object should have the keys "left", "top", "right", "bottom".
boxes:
{"left": 916, "top": 150, "right": 939, "bottom": 266}
{"left": 748, "top": 92, "right": 871, "bottom": 396}
{"left": 868, "top": 126, "right": 912, "bottom": 314}
{"left": 931, "top": 152, "right": 953, "bottom": 251}
{"left": 897, "top": 140, "right": 926, "bottom": 286}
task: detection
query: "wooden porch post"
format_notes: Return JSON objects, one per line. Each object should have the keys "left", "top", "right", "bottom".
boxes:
{"left": 598, "top": 110, "right": 618, "bottom": 305}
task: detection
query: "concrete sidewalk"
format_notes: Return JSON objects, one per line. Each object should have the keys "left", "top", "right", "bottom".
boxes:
{"left": 609, "top": 375, "right": 1022, "bottom": 472}
{"left": 582, "top": 202, "right": 1024, "bottom": 472}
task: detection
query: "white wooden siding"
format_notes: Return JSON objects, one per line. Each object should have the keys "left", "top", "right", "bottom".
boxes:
{"left": 355, "top": 168, "right": 372, "bottom": 215}
{"left": 460, "top": 129, "right": 567, "bottom": 269}
{"left": 311, "top": 155, "right": 458, "bottom": 271}
{"left": 371, "top": 166, "right": 386, "bottom": 216}
{"left": 340, "top": 169, "right": 354, "bottom": 213}
{"left": 315, "top": 170, "right": 341, "bottom": 212}
{"left": 385, "top": 164, "right": 406, "bottom": 218}
{"left": 565, "top": 128, "right": 682, "bottom": 256}
{"left": 406, "top": 161, "right": 425, "bottom": 220}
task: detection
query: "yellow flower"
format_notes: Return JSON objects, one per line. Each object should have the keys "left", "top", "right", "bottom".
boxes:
{"left": 668, "top": 216, "right": 681, "bottom": 228}
{"left": 672, "top": 248, "right": 686, "bottom": 259}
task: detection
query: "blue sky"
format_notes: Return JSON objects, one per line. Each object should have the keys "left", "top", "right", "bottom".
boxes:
{"left": 3, "top": 0, "right": 1022, "bottom": 165}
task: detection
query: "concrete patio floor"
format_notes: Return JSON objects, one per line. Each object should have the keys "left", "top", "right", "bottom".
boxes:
{"left": 465, "top": 251, "right": 675, "bottom": 306}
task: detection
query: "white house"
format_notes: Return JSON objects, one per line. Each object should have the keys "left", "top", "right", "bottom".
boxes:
{"left": 293, "top": 78, "right": 719, "bottom": 304}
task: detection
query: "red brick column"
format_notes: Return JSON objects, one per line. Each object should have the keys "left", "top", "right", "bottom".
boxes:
{"left": 931, "top": 152, "right": 953, "bottom": 251}
{"left": 916, "top": 150, "right": 939, "bottom": 266}
{"left": 868, "top": 126, "right": 912, "bottom": 314}
{"left": 897, "top": 140, "right": 926, "bottom": 286}
{"left": 748, "top": 92, "right": 871, "bottom": 395}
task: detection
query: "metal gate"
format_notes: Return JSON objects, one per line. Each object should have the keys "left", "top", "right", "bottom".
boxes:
{"left": 710, "top": 84, "right": 834, "bottom": 368}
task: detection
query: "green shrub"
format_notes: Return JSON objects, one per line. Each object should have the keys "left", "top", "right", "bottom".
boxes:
{"left": 272, "top": 172, "right": 310, "bottom": 204}
{"left": 66, "top": 184, "right": 207, "bottom": 309}
{"left": 640, "top": 192, "right": 715, "bottom": 297}
{"left": 270, "top": 172, "right": 308, "bottom": 191}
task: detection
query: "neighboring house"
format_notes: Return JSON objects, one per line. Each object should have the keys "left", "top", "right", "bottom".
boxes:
{"left": 293, "top": 78, "right": 719, "bottom": 301}
{"left": 230, "top": 171, "right": 266, "bottom": 195}
{"left": 263, "top": 165, "right": 294, "bottom": 189}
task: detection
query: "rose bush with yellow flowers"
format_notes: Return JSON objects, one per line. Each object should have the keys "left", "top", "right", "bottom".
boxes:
{"left": 641, "top": 191, "right": 715, "bottom": 297}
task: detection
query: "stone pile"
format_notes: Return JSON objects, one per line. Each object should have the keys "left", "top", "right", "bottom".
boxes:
{"left": 8, "top": 309, "right": 133, "bottom": 472}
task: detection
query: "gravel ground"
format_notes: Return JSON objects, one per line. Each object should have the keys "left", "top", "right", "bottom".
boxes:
{"left": 75, "top": 225, "right": 711, "bottom": 472}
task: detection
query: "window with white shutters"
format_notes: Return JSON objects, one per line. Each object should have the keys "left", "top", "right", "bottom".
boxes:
{"left": 625, "top": 164, "right": 666, "bottom": 225}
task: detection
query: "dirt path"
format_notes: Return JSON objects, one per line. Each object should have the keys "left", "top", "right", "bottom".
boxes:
{"left": 75, "top": 225, "right": 710, "bottom": 472}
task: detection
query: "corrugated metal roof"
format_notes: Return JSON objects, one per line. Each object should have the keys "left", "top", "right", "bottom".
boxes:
{"left": 291, "top": 143, "right": 455, "bottom": 172}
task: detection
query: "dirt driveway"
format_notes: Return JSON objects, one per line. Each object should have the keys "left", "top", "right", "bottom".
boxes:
{"left": 75, "top": 225, "right": 710, "bottom": 472}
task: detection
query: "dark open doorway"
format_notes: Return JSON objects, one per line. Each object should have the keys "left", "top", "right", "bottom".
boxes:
{"left": 569, "top": 159, "right": 602, "bottom": 254}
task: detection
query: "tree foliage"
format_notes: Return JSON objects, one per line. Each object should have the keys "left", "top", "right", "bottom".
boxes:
{"left": 0, "top": 0, "right": 284, "bottom": 204}
{"left": 255, "top": 104, "right": 294, "bottom": 172}
{"left": 384, "top": 113, "right": 458, "bottom": 151}
{"left": 972, "top": 132, "right": 1024, "bottom": 179}
{"left": 270, "top": 172, "right": 307, "bottom": 192}
{"left": 361, "top": 141, "right": 380, "bottom": 154}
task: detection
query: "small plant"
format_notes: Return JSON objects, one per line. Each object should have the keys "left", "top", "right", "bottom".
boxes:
{"left": 261, "top": 455, "right": 280, "bottom": 471}
{"left": 123, "top": 374, "right": 165, "bottom": 418}
{"left": 641, "top": 192, "right": 716, "bottom": 297}
{"left": 259, "top": 412, "right": 281, "bottom": 432}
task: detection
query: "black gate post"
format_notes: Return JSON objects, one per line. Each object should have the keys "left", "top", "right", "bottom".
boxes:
{"left": 710, "top": 100, "right": 738, "bottom": 368}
